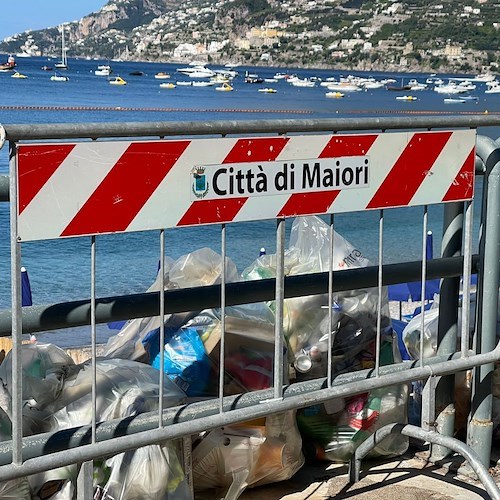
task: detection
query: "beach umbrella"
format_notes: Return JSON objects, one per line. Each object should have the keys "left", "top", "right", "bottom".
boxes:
{"left": 21, "top": 266, "right": 33, "bottom": 307}
{"left": 388, "top": 231, "right": 440, "bottom": 302}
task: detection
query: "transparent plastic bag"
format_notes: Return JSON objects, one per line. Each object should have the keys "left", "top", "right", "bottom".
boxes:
{"left": 192, "top": 411, "right": 303, "bottom": 499}
{"left": 28, "top": 357, "right": 189, "bottom": 499}
{"left": 242, "top": 216, "right": 392, "bottom": 376}
{"left": 103, "top": 248, "right": 239, "bottom": 361}
{"left": 97, "top": 442, "right": 192, "bottom": 500}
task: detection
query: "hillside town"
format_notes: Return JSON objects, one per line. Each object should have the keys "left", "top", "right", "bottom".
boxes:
{"left": 0, "top": 0, "right": 498, "bottom": 73}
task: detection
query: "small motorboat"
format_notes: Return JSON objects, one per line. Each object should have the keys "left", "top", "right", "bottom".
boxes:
{"left": 109, "top": 76, "right": 127, "bottom": 85}
{"left": 154, "top": 72, "right": 170, "bottom": 79}
{"left": 325, "top": 91, "right": 344, "bottom": 98}
{"left": 41, "top": 65, "right": 52, "bottom": 71}
{"left": 444, "top": 98, "right": 466, "bottom": 104}
{"left": 11, "top": 71, "right": 27, "bottom": 79}
{"left": 95, "top": 65, "right": 112, "bottom": 76}
{"left": 396, "top": 95, "right": 417, "bottom": 101}
{"left": 160, "top": 82, "right": 176, "bottom": 89}
{"left": 129, "top": 70, "right": 144, "bottom": 76}
{"left": 215, "top": 82, "right": 233, "bottom": 91}
{"left": 50, "top": 72, "right": 69, "bottom": 82}
{"left": 258, "top": 87, "right": 277, "bottom": 93}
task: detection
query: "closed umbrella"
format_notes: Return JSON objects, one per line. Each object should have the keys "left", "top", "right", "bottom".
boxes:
{"left": 21, "top": 266, "right": 33, "bottom": 307}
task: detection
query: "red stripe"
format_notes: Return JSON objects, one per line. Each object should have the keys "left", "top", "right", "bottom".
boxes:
{"left": 278, "top": 191, "right": 341, "bottom": 217}
{"left": 319, "top": 134, "right": 378, "bottom": 158}
{"left": 18, "top": 144, "right": 76, "bottom": 214}
{"left": 61, "top": 141, "right": 190, "bottom": 237}
{"left": 177, "top": 198, "right": 246, "bottom": 226}
{"left": 442, "top": 148, "right": 475, "bottom": 202}
{"left": 222, "top": 137, "right": 289, "bottom": 163}
{"left": 367, "top": 131, "right": 452, "bottom": 209}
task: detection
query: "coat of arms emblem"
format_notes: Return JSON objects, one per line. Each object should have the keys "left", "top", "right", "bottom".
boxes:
{"left": 191, "top": 166, "right": 209, "bottom": 198}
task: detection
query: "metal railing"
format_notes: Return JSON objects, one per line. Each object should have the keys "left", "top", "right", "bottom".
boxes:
{"left": 0, "top": 115, "right": 499, "bottom": 499}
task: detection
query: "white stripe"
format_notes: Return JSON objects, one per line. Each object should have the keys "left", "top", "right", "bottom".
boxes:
{"left": 18, "top": 141, "right": 130, "bottom": 241}
{"left": 410, "top": 130, "right": 475, "bottom": 205}
{"left": 330, "top": 132, "right": 410, "bottom": 212}
{"left": 128, "top": 138, "right": 240, "bottom": 230}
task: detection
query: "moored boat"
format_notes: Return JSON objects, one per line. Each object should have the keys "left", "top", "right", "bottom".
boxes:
{"left": 11, "top": 71, "right": 27, "bottom": 79}
{"left": 50, "top": 72, "right": 69, "bottom": 82}
{"left": 109, "top": 76, "right": 127, "bottom": 85}
{"left": 215, "top": 82, "right": 233, "bottom": 91}
{"left": 154, "top": 72, "right": 170, "bottom": 79}
{"left": 396, "top": 95, "right": 417, "bottom": 101}
{"left": 325, "top": 91, "right": 344, "bottom": 98}
{"left": 258, "top": 87, "right": 277, "bottom": 93}
{"left": 0, "top": 55, "right": 16, "bottom": 71}
{"left": 160, "top": 82, "right": 176, "bottom": 89}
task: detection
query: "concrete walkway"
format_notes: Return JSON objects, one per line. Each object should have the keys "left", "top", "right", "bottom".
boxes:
{"left": 239, "top": 448, "right": 497, "bottom": 499}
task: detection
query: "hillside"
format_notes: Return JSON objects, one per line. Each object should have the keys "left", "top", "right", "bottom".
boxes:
{"left": 0, "top": 0, "right": 498, "bottom": 74}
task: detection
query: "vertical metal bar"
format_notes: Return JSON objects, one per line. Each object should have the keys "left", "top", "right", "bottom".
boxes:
{"left": 218, "top": 224, "right": 226, "bottom": 412}
{"left": 419, "top": 206, "right": 428, "bottom": 367}
{"left": 159, "top": 229, "right": 166, "bottom": 425}
{"left": 461, "top": 200, "right": 473, "bottom": 357}
{"left": 374, "top": 210, "right": 383, "bottom": 378}
{"left": 467, "top": 136, "right": 500, "bottom": 469}
{"left": 327, "top": 214, "right": 334, "bottom": 387}
{"left": 182, "top": 436, "right": 194, "bottom": 498}
{"left": 273, "top": 218, "right": 286, "bottom": 399}
{"left": 430, "top": 202, "right": 463, "bottom": 462}
{"left": 90, "top": 236, "right": 97, "bottom": 443}
{"left": 9, "top": 141, "right": 22, "bottom": 465}
{"left": 76, "top": 461, "right": 93, "bottom": 500}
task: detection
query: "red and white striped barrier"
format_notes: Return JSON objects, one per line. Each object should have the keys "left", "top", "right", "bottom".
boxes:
{"left": 16, "top": 130, "right": 475, "bottom": 241}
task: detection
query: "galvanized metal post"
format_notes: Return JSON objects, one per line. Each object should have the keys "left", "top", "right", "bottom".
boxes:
{"left": 8, "top": 141, "right": 23, "bottom": 465}
{"left": 430, "top": 202, "right": 463, "bottom": 461}
{"left": 466, "top": 135, "right": 500, "bottom": 469}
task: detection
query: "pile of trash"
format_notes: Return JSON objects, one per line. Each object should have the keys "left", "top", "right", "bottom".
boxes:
{"left": 0, "top": 216, "right": 410, "bottom": 499}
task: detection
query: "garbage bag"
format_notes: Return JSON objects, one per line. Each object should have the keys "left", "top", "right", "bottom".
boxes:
{"left": 242, "top": 216, "right": 392, "bottom": 377}
{"left": 192, "top": 411, "right": 304, "bottom": 499}
{"left": 4, "top": 346, "right": 191, "bottom": 500}
{"left": 103, "top": 247, "right": 239, "bottom": 361}
{"left": 297, "top": 340, "right": 408, "bottom": 462}
{"left": 185, "top": 305, "right": 279, "bottom": 394}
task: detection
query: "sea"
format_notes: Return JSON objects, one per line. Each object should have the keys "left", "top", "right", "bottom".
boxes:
{"left": 0, "top": 56, "right": 498, "bottom": 347}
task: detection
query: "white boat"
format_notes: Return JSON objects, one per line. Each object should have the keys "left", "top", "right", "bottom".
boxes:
{"left": 258, "top": 87, "right": 277, "bottom": 93}
{"left": 444, "top": 98, "right": 466, "bottom": 103}
{"left": 192, "top": 81, "right": 214, "bottom": 87}
{"left": 326, "top": 83, "right": 361, "bottom": 92}
{"left": 485, "top": 86, "right": 500, "bottom": 94}
{"left": 11, "top": 71, "right": 27, "bottom": 79}
{"left": 154, "top": 72, "right": 170, "bottom": 79}
{"left": 95, "top": 65, "right": 111, "bottom": 76}
{"left": 54, "top": 25, "right": 68, "bottom": 70}
{"left": 325, "top": 91, "right": 344, "bottom": 98}
{"left": 109, "top": 76, "right": 127, "bottom": 86}
{"left": 264, "top": 78, "right": 278, "bottom": 83}
{"left": 473, "top": 73, "right": 496, "bottom": 83}
{"left": 50, "top": 72, "right": 69, "bottom": 82}
{"left": 407, "top": 79, "right": 427, "bottom": 91}
{"left": 396, "top": 95, "right": 417, "bottom": 101}
{"left": 433, "top": 83, "right": 464, "bottom": 94}
{"left": 176, "top": 81, "right": 193, "bottom": 86}
{"left": 215, "top": 82, "right": 233, "bottom": 92}
{"left": 159, "top": 82, "right": 176, "bottom": 89}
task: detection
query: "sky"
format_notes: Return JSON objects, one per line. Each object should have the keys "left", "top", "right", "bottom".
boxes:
{"left": 0, "top": 1, "right": 107, "bottom": 40}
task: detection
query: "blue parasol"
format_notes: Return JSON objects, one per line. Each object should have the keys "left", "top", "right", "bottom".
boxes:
{"left": 388, "top": 231, "right": 440, "bottom": 302}
{"left": 21, "top": 267, "right": 33, "bottom": 307}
